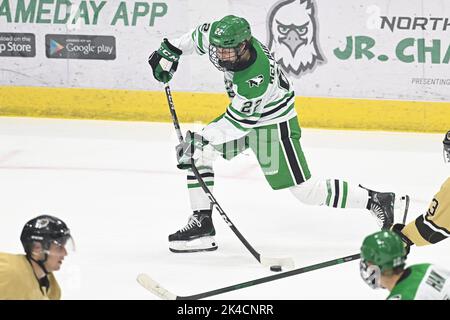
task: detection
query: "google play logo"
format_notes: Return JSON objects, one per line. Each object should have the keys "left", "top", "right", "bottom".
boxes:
{"left": 50, "top": 39, "right": 64, "bottom": 55}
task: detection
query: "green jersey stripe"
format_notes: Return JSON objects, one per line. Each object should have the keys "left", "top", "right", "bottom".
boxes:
{"left": 263, "top": 91, "right": 293, "bottom": 110}
{"left": 226, "top": 109, "right": 259, "bottom": 125}
{"left": 341, "top": 181, "right": 348, "bottom": 208}
{"left": 196, "top": 26, "right": 206, "bottom": 54}
{"left": 262, "top": 103, "right": 294, "bottom": 121}
{"left": 224, "top": 114, "right": 251, "bottom": 131}
{"left": 262, "top": 93, "right": 295, "bottom": 118}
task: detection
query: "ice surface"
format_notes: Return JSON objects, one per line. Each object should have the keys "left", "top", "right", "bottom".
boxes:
{"left": 0, "top": 117, "right": 448, "bottom": 300}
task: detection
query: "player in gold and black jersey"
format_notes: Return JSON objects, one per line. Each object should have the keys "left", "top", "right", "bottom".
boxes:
{"left": 393, "top": 130, "right": 450, "bottom": 249}
{"left": 0, "top": 215, "right": 74, "bottom": 300}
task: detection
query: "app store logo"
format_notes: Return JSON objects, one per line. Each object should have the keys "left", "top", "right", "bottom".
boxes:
{"left": 0, "top": 33, "right": 35, "bottom": 57}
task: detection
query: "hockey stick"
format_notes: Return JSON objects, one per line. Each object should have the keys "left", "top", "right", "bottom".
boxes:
{"left": 137, "top": 252, "right": 360, "bottom": 300}
{"left": 400, "top": 195, "right": 410, "bottom": 224}
{"left": 163, "top": 83, "right": 294, "bottom": 268}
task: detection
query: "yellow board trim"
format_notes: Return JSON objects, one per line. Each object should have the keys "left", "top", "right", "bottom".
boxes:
{"left": 0, "top": 86, "right": 449, "bottom": 132}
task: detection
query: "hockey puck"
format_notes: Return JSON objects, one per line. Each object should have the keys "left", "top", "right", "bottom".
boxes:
{"left": 270, "top": 265, "right": 282, "bottom": 272}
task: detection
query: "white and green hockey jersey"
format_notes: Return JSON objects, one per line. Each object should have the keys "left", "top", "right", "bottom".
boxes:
{"left": 169, "top": 22, "right": 296, "bottom": 145}
{"left": 387, "top": 264, "right": 450, "bottom": 300}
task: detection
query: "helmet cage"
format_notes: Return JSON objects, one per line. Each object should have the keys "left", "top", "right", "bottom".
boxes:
{"left": 209, "top": 41, "right": 249, "bottom": 71}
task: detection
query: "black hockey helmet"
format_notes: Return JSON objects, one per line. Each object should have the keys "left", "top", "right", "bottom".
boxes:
{"left": 20, "top": 215, "right": 72, "bottom": 256}
{"left": 444, "top": 130, "right": 450, "bottom": 163}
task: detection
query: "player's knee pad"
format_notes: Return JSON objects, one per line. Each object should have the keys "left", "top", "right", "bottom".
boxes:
{"left": 289, "top": 178, "right": 327, "bottom": 206}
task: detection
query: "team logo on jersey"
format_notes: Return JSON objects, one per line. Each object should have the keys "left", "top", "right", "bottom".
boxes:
{"left": 247, "top": 75, "right": 264, "bottom": 88}
{"left": 267, "top": 0, "right": 324, "bottom": 78}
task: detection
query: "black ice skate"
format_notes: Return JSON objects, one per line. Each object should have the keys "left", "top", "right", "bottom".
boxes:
{"left": 368, "top": 190, "right": 395, "bottom": 230}
{"left": 168, "top": 210, "right": 218, "bottom": 253}
{"left": 360, "top": 186, "right": 396, "bottom": 230}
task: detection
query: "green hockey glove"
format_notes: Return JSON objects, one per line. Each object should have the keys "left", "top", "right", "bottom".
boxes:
{"left": 148, "top": 38, "right": 182, "bottom": 83}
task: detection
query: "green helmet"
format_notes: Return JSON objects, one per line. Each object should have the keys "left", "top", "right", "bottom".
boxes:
{"left": 361, "top": 230, "right": 406, "bottom": 271}
{"left": 209, "top": 15, "right": 252, "bottom": 48}
{"left": 209, "top": 15, "right": 252, "bottom": 71}
{"left": 360, "top": 231, "right": 407, "bottom": 289}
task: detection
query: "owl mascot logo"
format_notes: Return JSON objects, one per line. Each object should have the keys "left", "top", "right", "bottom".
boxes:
{"left": 267, "top": 0, "right": 324, "bottom": 77}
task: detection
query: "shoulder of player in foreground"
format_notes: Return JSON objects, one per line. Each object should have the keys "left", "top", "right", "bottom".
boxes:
{"left": 440, "top": 177, "right": 450, "bottom": 189}
{"left": 404, "top": 263, "right": 432, "bottom": 282}
{"left": 47, "top": 273, "right": 62, "bottom": 300}
{"left": 0, "top": 253, "right": 26, "bottom": 283}
{"left": 386, "top": 264, "right": 430, "bottom": 300}
{"left": 387, "top": 293, "right": 404, "bottom": 300}
{"left": 233, "top": 38, "right": 273, "bottom": 100}
{"left": 409, "top": 263, "right": 432, "bottom": 272}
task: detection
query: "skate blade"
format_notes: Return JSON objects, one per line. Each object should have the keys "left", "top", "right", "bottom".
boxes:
{"left": 169, "top": 236, "right": 218, "bottom": 253}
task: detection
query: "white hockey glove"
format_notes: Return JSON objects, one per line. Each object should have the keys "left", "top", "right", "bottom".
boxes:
{"left": 176, "top": 131, "right": 217, "bottom": 170}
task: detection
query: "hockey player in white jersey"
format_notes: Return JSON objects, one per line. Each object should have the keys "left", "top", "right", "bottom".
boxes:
{"left": 360, "top": 230, "right": 450, "bottom": 300}
{"left": 148, "top": 15, "right": 405, "bottom": 253}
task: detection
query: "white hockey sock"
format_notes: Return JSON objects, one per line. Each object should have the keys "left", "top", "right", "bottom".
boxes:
{"left": 187, "top": 167, "right": 214, "bottom": 211}
{"left": 289, "top": 178, "right": 369, "bottom": 209}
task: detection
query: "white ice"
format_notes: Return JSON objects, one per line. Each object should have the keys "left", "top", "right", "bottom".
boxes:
{"left": 0, "top": 117, "right": 449, "bottom": 300}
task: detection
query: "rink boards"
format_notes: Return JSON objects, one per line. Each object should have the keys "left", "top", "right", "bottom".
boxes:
{"left": 1, "top": 85, "right": 449, "bottom": 133}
